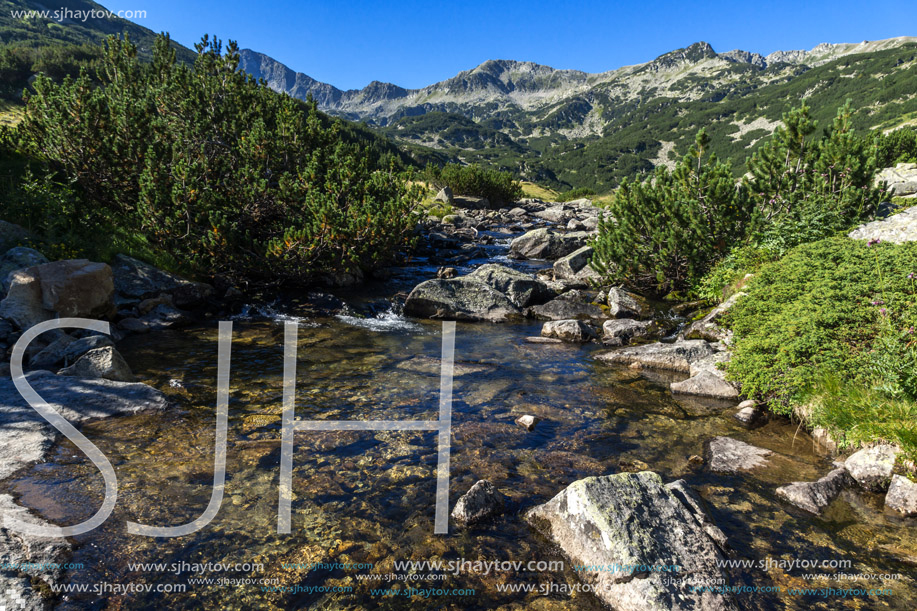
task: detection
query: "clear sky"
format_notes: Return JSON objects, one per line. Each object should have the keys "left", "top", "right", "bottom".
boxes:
{"left": 103, "top": 0, "right": 907, "bottom": 91}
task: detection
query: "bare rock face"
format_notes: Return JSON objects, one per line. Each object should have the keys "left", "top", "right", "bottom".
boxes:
{"left": 885, "top": 475, "right": 917, "bottom": 516}
{"left": 451, "top": 480, "right": 506, "bottom": 527}
{"left": 707, "top": 437, "right": 772, "bottom": 473}
{"left": 525, "top": 472, "right": 737, "bottom": 611}
{"left": 541, "top": 319, "right": 597, "bottom": 342}
{"left": 58, "top": 345, "right": 136, "bottom": 382}
{"left": 776, "top": 467, "right": 853, "bottom": 514}
{"left": 845, "top": 444, "right": 899, "bottom": 492}
{"left": 596, "top": 339, "right": 715, "bottom": 373}
{"left": 848, "top": 205, "right": 917, "bottom": 245}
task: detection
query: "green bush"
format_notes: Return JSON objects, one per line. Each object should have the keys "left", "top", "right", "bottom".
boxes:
{"left": 725, "top": 236, "right": 917, "bottom": 411}
{"left": 693, "top": 244, "right": 780, "bottom": 301}
{"left": 744, "top": 101, "right": 884, "bottom": 254}
{"left": 555, "top": 187, "right": 596, "bottom": 202}
{"left": 425, "top": 162, "right": 522, "bottom": 204}
{"left": 592, "top": 131, "right": 754, "bottom": 295}
{"left": 874, "top": 125, "right": 917, "bottom": 167}
{"left": 16, "top": 34, "right": 422, "bottom": 282}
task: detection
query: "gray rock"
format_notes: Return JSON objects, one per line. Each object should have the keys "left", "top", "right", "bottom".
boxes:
{"left": 845, "top": 444, "right": 899, "bottom": 491}
{"left": 848, "top": 205, "right": 917, "bottom": 245}
{"left": 0, "top": 247, "right": 48, "bottom": 293}
{"left": 0, "top": 371, "right": 169, "bottom": 480}
{"left": 541, "top": 319, "right": 596, "bottom": 342}
{"left": 596, "top": 339, "right": 715, "bottom": 373}
{"left": 404, "top": 277, "right": 520, "bottom": 322}
{"left": 707, "top": 437, "right": 772, "bottom": 473}
{"left": 434, "top": 186, "right": 454, "bottom": 203}
{"left": 452, "top": 480, "right": 506, "bottom": 526}
{"left": 733, "top": 405, "right": 765, "bottom": 428}
{"left": 467, "top": 264, "right": 553, "bottom": 308}
{"left": 515, "top": 414, "right": 540, "bottom": 431}
{"left": 689, "top": 351, "right": 731, "bottom": 377}
{"left": 58, "top": 345, "right": 136, "bottom": 382}
{"left": 140, "top": 303, "right": 193, "bottom": 330}
{"left": 534, "top": 206, "right": 572, "bottom": 224}
{"left": 0, "top": 220, "right": 29, "bottom": 252}
{"left": 885, "top": 475, "right": 917, "bottom": 516}
{"left": 776, "top": 467, "right": 853, "bottom": 514}
{"left": 524, "top": 336, "right": 563, "bottom": 344}
{"left": 60, "top": 334, "right": 115, "bottom": 364}
{"left": 34, "top": 259, "right": 115, "bottom": 318}
{"left": 527, "top": 291, "right": 607, "bottom": 322}
{"left": 607, "top": 287, "right": 653, "bottom": 319}
{"left": 0, "top": 269, "right": 54, "bottom": 330}
{"left": 508, "top": 228, "right": 589, "bottom": 260}
{"left": 118, "top": 317, "right": 151, "bottom": 334}
{"left": 875, "top": 162, "right": 917, "bottom": 197}
{"left": 525, "top": 472, "right": 736, "bottom": 611}
{"left": 670, "top": 371, "right": 739, "bottom": 400}
{"left": 111, "top": 254, "right": 189, "bottom": 299}
{"left": 602, "top": 318, "right": 657, "bottom": 345}
{"left": 666, "top": 479, "right": 728, "bottom": 550}
{"left": 28, "top": 333, "right": 77, "bottom": 370}
{"left": 553, "top": 246, "right": 601, "bottom": 283}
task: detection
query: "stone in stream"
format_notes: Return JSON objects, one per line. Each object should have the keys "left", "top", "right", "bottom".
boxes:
{"left": 451, "top": 480, "right": 506, "bottom": 527}
{"left": 527, "top": 290, "right": 607, "bottom": 322}
{"left": 524, "top": 336, "right": 563, "bottom": 344}
{"left": 885, "top": 475, "right": 917, "bottom": 516}
{"left": 606, "top": 287, "right": 653, "bottom": 319}
{"left": 541, "top": 319, "right": 596, "bottom": 342}
{"left": 596, "top": 339, "right": 715, "bottom": 373}
{"left": 525, "top": 472, "right": 736, "bottom": 611}
{"left": 845, "top": 444, "right": 899, "bottom": 492}
{"left": 733, "top": 400, "right": 766, "bottom": 428}
{"left": 515, "top": 414, "right": 540, "bottom": 431}
{"left": 776, "top": 467, "right": 853, "bottom": 514}
{"left": 670, "top": 371, "right": 739, "bottom": 400}
{"left": 58, "top": 345, "right": 136, "bottom": 382}
{"left": 552, "top": 245, "right": 600, "bottom": 282}
{"left": 707, "top": 437, "right": 772, "bottom": 473}
{"left": 602, "top": 318, "right": 657, "bottom": 346}
{"left": 404, "top": 276, "right": 521, "bottom": 322}
{"left": 508, "top": 228, "right": 590, "bottom": 260}
{"left": 467, "top": 263, "right": 554, "bottom": 308}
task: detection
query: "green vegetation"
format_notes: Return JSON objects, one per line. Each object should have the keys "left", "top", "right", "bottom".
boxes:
{"left": 723, "top": 238, "right": 917, "bottom": 460}
{"left": 555, "top": 187, "right": 596, "bottom": 202}
{"left": 592, "top": 131, "right": 753, "bottom": 295}
{"left": 424, "top": 162, "right": 522, "bottom": 205}
{"left": 5, "top": 34, "right": 422, "bottom": 282}
{"left": 874, "top": 125, "right": 917, "bottom": 166}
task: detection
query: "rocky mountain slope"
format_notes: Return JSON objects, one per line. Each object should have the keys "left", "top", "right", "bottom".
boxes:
{"left": 241, "top": 37, "right": 917, "bottom": 190}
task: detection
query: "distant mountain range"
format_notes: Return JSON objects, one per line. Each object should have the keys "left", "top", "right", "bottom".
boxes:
{"left": 240, "top": 37, "right": 917, "bottom": 190}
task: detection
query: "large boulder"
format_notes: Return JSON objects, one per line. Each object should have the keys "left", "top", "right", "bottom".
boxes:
{"left": 607, "top": 287, "right": 653, "bottom": 319}
{"left": 508, "top": 228, "right": 589, "bottom": 260}
{"left": 525, "top": 472, "right": 736, "bottom": 611}
{"left": 58, "top": 345, "right": 136, "bottom": 382}
{"left": 452, "top": 480, "right": 506, "bottom": 527}
{"left": 845, "top": 444, "right": 899, "bottom": 492}
{"left": 527, "top": 292, "right": 607, "bottom": 322}
{"left": 602, "top": 319, "right": 658, "bottom": 346}
{"left": 596, "top": 340, "right": 715, "bottom": 373}
{"left": 467, "top": 264, "right": 553, "bottom": 308}
{"left": 0, "top": 269, "right": 53, "bottom": 330}
{"left": 776, "top": 467, "right": 853, "bottom": 514}
{"left": 553, "top": 246, "right": 601, "bottom": 283}
{"left": 404, "top": 277, "right": 520, "bottom": 322}
{"left": 0, "top": 247, "right": 48, "bottom": 293}
{"left": 874, "top": 162, "right": 917, "bottom": 197}
{"left": 541, "top": 319, "right": 597, "bottom": 342}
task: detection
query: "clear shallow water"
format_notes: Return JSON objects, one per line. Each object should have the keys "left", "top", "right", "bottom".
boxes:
{"left": 4, "top": 313, "right": 917, "bottom": 610}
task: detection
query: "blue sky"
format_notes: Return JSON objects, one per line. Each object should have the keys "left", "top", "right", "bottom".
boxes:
{"left": 104, "top": 0, "right": 907, "bottom": 91}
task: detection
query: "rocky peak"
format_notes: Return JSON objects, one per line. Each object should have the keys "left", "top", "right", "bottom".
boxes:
{"left": 719, "top": 49, "right": 767, "bottom": 69}
{"left": 643, "top": 41, "right": 718, "bottom": 72}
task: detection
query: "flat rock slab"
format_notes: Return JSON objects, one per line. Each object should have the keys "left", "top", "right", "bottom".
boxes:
{"left": 776, "top": 467, "right": 853, "bottom": 514}
{"left": 707, "top": 437, "right": 773, "bottom": 473}
{"left": 596, "top": 340, "right": 715, "bottom": 373}
{"left": 0, "top": 371, "right": 169, "bottom": 480}
{"left": 848, "top": 205, "right": 917, "bottom": 244}
{"left": 525, "top": 472, "right": 736, "bottom": 611}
